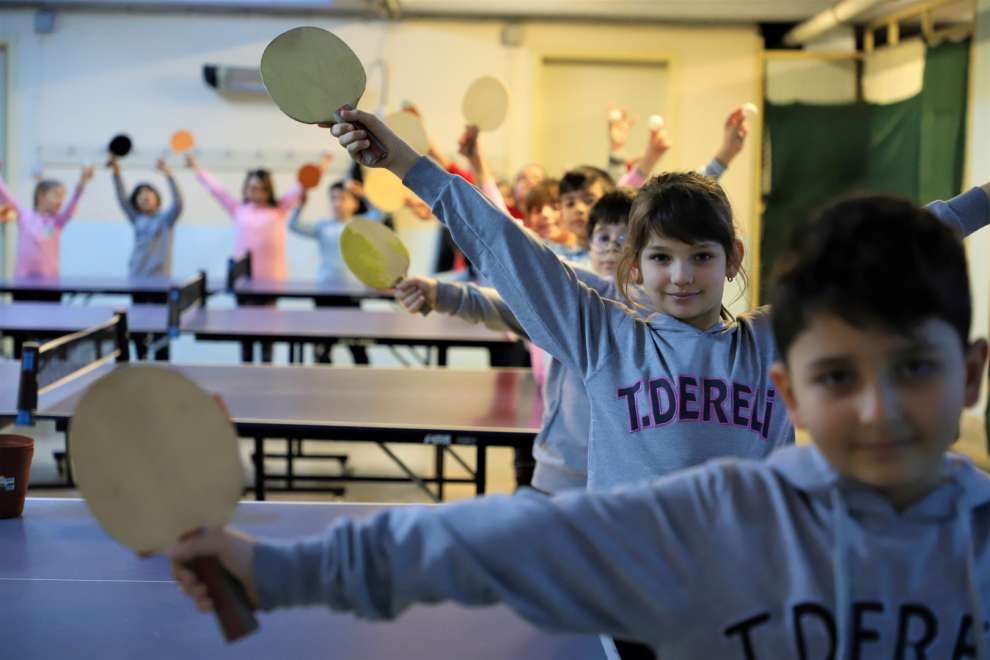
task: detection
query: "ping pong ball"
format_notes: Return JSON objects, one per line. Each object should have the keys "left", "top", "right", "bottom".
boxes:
{"left": 648, "top": 114, "right": 665, "bottom": 132}
{"left": 609, "top": 109, "right": 623, "bottom": 122}
{"left": 742, "top": 103, "right": 759, "bottom": 117}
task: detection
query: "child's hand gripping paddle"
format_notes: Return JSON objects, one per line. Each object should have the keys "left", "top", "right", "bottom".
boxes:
{"left": 260, "top": 26, "right": 388, "bottom": 167}
{"left": 69, "top": 365, "right": 258, "bottom": 643}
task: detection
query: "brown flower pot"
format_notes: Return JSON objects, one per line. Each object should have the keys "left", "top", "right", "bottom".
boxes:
{"left": 0, "top": 434, "right": 34, "bottom": 518}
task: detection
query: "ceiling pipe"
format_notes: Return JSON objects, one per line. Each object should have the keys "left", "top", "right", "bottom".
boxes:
{"left": 782, "top": 0, "right": 892, "bottom": 46}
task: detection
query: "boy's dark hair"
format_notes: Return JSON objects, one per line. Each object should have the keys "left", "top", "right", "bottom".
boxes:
{"left": 771, "top": 194, "right": 970, "bottom": 362}
{"left": 587, "top": 188, "right": 634, "bottom": 240}
{"left": 242, "top": 169, "right": 277, "bottom": 206}
{"left": 559, "top": 165, "right": 616, "bottom": 197}
{"left": 129, "top": 183, "right": 161, "bottom": 212}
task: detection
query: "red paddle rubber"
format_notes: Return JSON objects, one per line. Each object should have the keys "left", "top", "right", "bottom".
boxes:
{"left": 187, "top": 555, "right": 259, "bottom": 642}
{"left": 336, "top": 105, "right": 388, "bottom": 167}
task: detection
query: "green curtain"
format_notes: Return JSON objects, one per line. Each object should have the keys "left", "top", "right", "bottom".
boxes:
{"left": 760, "top": 39, "right": 970, "bottom": 303}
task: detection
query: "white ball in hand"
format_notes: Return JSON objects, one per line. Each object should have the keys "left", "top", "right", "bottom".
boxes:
{"left": 648, "top": 114, "right": 665, "bottom": 131}
{"left": 742, "top": 103, "right": 759, "bottom": 117}
{"left": 609, "top": 109, "right": 623, "bottom": 122}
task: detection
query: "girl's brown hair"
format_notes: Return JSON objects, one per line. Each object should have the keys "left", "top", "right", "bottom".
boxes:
{"left": 616, "top": 171, "right": 747, "bottom": 320}
{"left": 33, "top": 180, "right": 65, "bottom": 211}
{"left": 242, "top": 169, "right": 277, "bottom": 206}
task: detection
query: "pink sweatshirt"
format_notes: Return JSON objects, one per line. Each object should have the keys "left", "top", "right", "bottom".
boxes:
{"left": 0, "top": 176, "right": 84, "bottom": 278}
{"left": 196, "top": 169, "right": 302, "bottom": 282}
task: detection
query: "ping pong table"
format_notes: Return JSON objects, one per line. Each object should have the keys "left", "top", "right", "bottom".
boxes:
{"left": 4, "top": 317, "right": 542, "bottom": 500}
{"left": 1, "top": 498, "right": 603, "bottom": 660}
{"left": 0, "top": 274, "right": 198, "bottom": 299}
{"left": 0, "top": 302, "right": 515, "bottom": 367}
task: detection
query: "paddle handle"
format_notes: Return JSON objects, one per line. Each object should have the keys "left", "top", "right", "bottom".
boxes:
{"left": 188, "top": 555, "right": 259, "bottom": 643}
{"left": 335, "top": 106, "right": 388, "bottom": 167}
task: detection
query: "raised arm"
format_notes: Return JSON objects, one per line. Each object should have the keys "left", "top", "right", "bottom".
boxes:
{"left": 287, "top": 198, "right": 320, "bottom": 239}
{"left": 109, "top": 157, "right": 137, "bottom": 222}
{"left": 186, "top": 155, "right": 239, "bottom": 216}
{"left": 459, "top": 125, "right": 513, "bottom": 217}
{"left": 157, "top": 159, "right": 184, "bottom": 226}
{"left": 926, "top": 184, "right": 990, "bottom": 238}
{"left": 54, "top": 165, "right": 93, "bottom": 228}
{"left": 169, "top": 463, "right": 748, "bottom": 650}
{"left": 617, "top": 125, "right": 671, "bottom": 189}
{"left": 329, "top": 109, "right": 634, "bottom": 377}
{"left": 606, "top": 105, "right": 634, "bottom": 183}
{"left": 396, "top": 276, "right": 529, "bottom": 336}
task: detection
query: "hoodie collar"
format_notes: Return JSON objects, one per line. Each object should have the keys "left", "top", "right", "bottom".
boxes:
{"left": 767, "top": 444, "right": 990, "bottom": 517}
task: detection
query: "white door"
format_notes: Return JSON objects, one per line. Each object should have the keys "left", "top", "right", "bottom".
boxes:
{"left": 537, "top": 57, "right": 669, "bottom": 177}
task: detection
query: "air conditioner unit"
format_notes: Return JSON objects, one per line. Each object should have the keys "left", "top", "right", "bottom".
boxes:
{"left": 203, "top": 64, "right": 268, "bottom": 96}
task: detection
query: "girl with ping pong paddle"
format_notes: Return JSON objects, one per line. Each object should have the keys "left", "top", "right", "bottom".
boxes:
{"left": 288, "top": 175, "right": 372, "bottom": 365}
{"left": 0, "top": 164, "right": 94, "bottom": 289}
{"left": 187, "top": 152, "right": 331, "bottom": 362}
{"left": 108, "top": 156, "right": 183, "bottom": 279}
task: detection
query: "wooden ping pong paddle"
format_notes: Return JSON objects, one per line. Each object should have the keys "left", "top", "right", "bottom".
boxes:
{"left": 260, "top": 26, "right": 388, "bottom": 167}
{"left": 69, "top": 365, "right": 257, "bottom": 643}
{"left": 340, "top": 218, "right": 411, "bottom": 290}
{"left": 462, "top": 76, "right": 510, "bottom": 132}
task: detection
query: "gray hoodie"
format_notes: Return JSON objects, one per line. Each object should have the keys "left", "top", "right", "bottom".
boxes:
{"left": 255, "top": 443, "right": 990, "bottom": 658}
{"left": 435, "top": 265, "right": 649, "bottom": 493}
{"left": 433, "top": 186, "right": 989, "bottom": 494}
{"left": 406, "top": 157, "right": 791, "bottom": 490}
{"left": 405, "top": 158, "right": 990, "bottom": 491}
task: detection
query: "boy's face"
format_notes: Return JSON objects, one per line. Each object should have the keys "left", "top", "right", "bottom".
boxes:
{"left": 513, "top": 166, "right": 544, "bottom": 207}
{"left": 561, "top": 182, "right": 605, "bottom": 248}
{"left": 330, "top": 188, "right": 359, "bottom": 221}
{"left": 771, "top": 314, "right": 987, "bottom": 509}
{"left": 588, "top": 222, "right": 625, "bottom": 276}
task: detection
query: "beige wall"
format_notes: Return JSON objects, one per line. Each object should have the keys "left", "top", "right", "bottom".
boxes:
{"left": 0, "top": 9, "right": 761, "bottom": 289}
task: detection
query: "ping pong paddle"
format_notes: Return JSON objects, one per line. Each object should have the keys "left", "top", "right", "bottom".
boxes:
{"left": 297, "top": 163, "right": 322, "bottom": 190}
{"left": 340, "top": 217, "right": 410, "bottom": 290}
{"left": 170, "top": 130, "right": 195, "bottom": 153}
{"left": 362, "top": 167, "right": 408, "bottom": 213}
{"left": 260, "top": 26, "right": 388, "bottom": 167}
{"left": 70, "top": 365, "right": 258, "bottom": 643}
{"left": 108, "top": 134, "right": 133, "bottom": 158}
{"left": 384, "top": 110, "right": 430, "bottom": 155}
{"left": 462, "top": 76, "right": 510, "bottom": 131}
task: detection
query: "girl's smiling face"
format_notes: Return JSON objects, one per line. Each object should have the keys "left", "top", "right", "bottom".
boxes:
{"left": 637, "top": 233, "right": 741, "bottom": 330}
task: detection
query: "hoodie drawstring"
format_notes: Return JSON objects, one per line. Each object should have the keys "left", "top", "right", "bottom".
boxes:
{"left": 831, "top": 488, "right": 851, "bottom": 660}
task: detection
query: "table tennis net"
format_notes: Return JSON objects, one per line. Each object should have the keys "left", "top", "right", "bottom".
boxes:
{"left": 16, "top": 312, "right": 130, "bottom": 425}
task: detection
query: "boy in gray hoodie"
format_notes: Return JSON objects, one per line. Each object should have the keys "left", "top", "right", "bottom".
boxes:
{"left": 170, "top": 190, "right": 990, "bottom": 658}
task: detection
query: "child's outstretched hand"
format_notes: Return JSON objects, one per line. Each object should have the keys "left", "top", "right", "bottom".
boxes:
{"left": 607, "top": 105, "right": 635, "bottom": 153}
{"left": 395, "top": 276, "right": 438, "bottom": 315}
{"left": 325, "top": 107, "right": 418, "bottom": 180}
{"left": 80, "top": 165, "right": 95, "bottom": 184}
{"left": 156, "top": 159, "right": 173, "bottom": 177}
{"left": 716, "top": 107, "right": 749, "bottom": 166}
{"left": 319, "top": 152, "right": 334, "bottom": 171}
{"left": 107, "top": 155, "right": 121, "bottom": 174}
{"left": 167, "top": 526, "right": 260, "bottom": 613}
{"left": 185, "top": 154, "right": 200, "bottom": 170}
